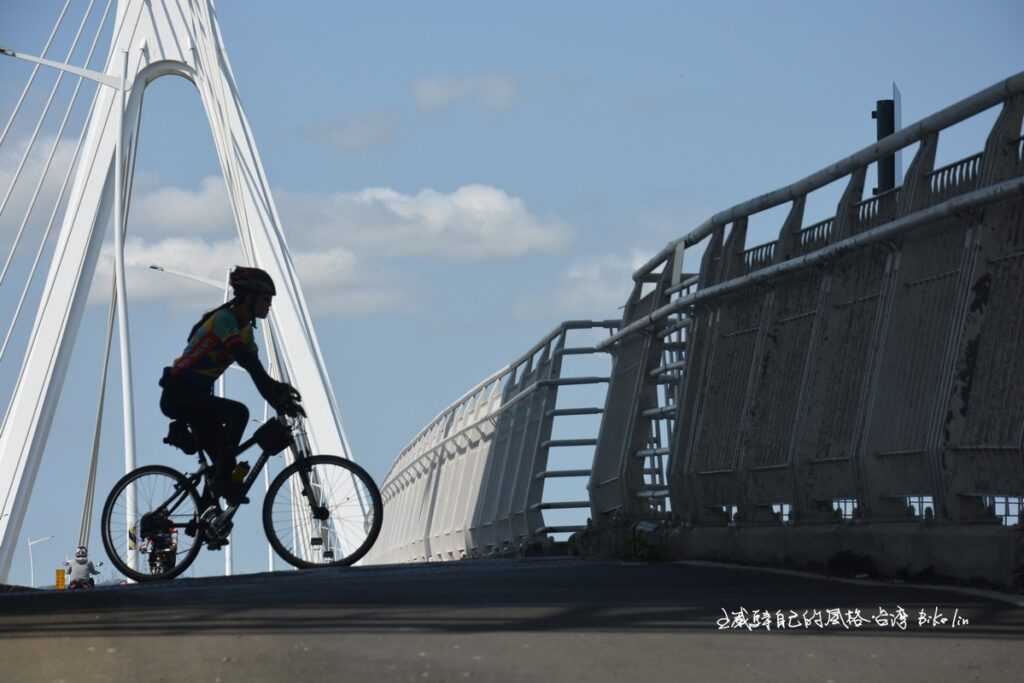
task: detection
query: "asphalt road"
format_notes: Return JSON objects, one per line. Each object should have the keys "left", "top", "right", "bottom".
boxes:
{"left": 1, "top": 558, "right": 1021, "bottom": 683}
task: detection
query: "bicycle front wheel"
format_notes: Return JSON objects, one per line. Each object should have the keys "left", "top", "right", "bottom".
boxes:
{"left": 101, "top": 465, "right": 204, "bottom": 582}
{"left": 263, "top": 455, "right": 382, "bottom": 568}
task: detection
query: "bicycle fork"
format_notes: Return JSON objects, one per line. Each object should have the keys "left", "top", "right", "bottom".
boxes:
{"left": 292, "top": 458, "right": 337, "bottom": 560}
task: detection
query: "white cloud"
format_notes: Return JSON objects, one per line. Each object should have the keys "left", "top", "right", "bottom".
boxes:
{"left": 279, "top": 184, "right": 570, "bottom": 260}
{"left": 0, "top": 135, "right": 78, "bottom": 245}
{"left": 129, "top": 175, "right": 234, "bottom": 236}
{"left": 548, "top": 250, "right": 653, "bottom": 317}
{"left": 306, "top": 114, "right": 399, "bottom": 153}
{"left": 291, "top": 248, "right": 406, "bottom": 315}
{"left": 412, "top": 74, "right": 519, "bottom": 112}
{"left": 2, "top": 150, "right": 565, "bottom": 316}
{"left": 126, "top": 177, "right": 567, "bottom": 262}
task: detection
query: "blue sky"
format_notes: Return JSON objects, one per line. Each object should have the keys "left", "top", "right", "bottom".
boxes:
{"left": 0, "top": 0, "right": 1019, "bottom": 583}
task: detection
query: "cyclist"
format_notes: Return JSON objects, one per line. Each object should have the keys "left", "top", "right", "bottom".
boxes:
{"left": 159, "top": 265, "right": 303, "bottom": 506}
{"left": 65, "top": 545, "right": 100, "bottom": 589}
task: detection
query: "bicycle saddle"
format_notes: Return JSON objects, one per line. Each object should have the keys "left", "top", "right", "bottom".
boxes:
{"left": 163, "top": 419, "right": 198, "bottom": 454}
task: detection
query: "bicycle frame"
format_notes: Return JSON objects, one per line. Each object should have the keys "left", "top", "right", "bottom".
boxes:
{"left": 139, "top": 414, "right": 375, "bottom": 569}
{"left": 147, "top": 417, "right": 327, "bottom": 535}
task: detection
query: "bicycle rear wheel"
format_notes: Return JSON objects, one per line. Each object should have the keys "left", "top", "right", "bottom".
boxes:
{"left": 263, "top": 455, "right": 382, "bottom": 568}
{"left": 101, "top": 465, "right": 204, "bottom": 582}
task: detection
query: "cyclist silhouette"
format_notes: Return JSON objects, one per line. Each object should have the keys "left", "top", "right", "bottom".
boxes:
{"left": 159, "top": 266, "right": 303, "bottom": 506}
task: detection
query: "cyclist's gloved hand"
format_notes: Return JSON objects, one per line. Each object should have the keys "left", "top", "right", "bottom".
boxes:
{"left": 273, "top": 382, "right": 305, "bottom": 418}
{"left": 281, "top": 399, "right": 306, "bottom": 418}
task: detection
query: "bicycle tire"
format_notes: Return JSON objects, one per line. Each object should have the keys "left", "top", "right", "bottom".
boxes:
{"left": 263, "top": 455, "right": 383, "bottom": 569}
{"left": 101, "top": 465, "right": 204, "bottom": 582}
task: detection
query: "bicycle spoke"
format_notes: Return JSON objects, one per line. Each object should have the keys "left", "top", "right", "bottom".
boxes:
{"left": 264, "top": 456, "right": 381, "bottom": 568}
{"left": 102, "top": 466, "right": 203, "bottom": 581}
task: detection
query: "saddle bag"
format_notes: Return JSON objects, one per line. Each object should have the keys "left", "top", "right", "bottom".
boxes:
{"left": 163, "top": 420, "right": 198, "bottom": 455}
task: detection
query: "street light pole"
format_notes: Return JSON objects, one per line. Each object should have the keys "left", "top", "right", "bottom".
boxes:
{"left": 147, "top": 265, "right": 222, "bottom": 289}
{"left": 217, "top": 269, "right": 234, "bottom": 578}
{"left": 27, "top": 535, "right": 53, "bottom": 588}
{"left": 153, "top": 264, "right": 234, "bottom": 576}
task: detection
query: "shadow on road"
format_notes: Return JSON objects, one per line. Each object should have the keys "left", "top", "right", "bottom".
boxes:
{"left": 1, "top": 559, "right": 1021, "bottom": 640}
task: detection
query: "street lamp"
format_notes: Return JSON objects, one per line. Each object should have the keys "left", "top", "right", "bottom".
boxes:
{"left": 27, "top": 535, "right": 53, "bottom": 588}
{"left": 147, "top": 264, "right": 223, "bottom": 290}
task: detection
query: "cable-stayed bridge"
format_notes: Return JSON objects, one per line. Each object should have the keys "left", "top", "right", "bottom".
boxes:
{"left": 0, "top": 0, "right": 357, "bottom": 580}
{"left": 0, "top": 3, "right": 1022, "bottom": 679}
{"left": 0, "top": 2, "right": 1019, "bottom": 679}
{"left": 1, "top": 0, "right": 1022, "bottom": 584}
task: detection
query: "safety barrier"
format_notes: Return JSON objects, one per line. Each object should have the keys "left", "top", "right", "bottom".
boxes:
{"left": 364, "top": 320, "right": 617, "bottom": 564}
{"left": 369, "top": 73, "right": 1024, "bottom": 585}
{"left": 583, "top": 72, "right": 1024, "bottom": 586}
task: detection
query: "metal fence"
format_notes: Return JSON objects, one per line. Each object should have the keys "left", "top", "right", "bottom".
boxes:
{"left": 369, "top": 72, "right": 1024, "bottom": 584}
{"left": 364, "top": 321, "right": 617, "bottom": 564}
{"left": 585, "top": 73, "right": 1024, "bottom": 585}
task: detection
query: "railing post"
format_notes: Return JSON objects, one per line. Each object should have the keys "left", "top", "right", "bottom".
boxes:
{"left": 980, "top": 94, "right": 1024, "bottom": 185}
{"left": 773, "top": 197, "right": 806, "bottom": 264}
{"left": 834, "top": 166, "right": 867, "bottom": 238}
{"left": 937, "top": 93, "right": 1024, "bottom": 522}
{"left": 590, "top": 283, "right": 652, "bottom": 521}
{"left": 896, "top": 132, "right": 939, "bottom": 216}
{"left": 720, "top": 218, "right": 749, "bottom": 280}
{"left": 671, "top": 227, "right": 724, "bottom": 523}
{"left": 518, "top": 335, "right": 563, "bottom": 540}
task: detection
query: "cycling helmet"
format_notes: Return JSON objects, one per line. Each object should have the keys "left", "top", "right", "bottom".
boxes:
{"left": 74, "top": 545, "right": 87, "bottom": 559}
{"left": 229, "top": 266, "right": 276, "bottom": 296}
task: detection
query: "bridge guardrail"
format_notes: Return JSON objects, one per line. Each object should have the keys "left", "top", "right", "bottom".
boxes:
{"left": 365, "top": 320, "right": 618, "bottom": 564}
{"left": 584, "top": 72, "right": 1024, "bottom": 586}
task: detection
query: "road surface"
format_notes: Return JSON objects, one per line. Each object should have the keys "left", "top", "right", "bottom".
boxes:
{"left": 1, "top": 558, "right": 1021, "bottom": 682}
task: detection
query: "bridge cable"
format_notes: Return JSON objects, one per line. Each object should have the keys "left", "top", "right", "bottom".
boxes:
{"left": 80, "top": 277, "right": 116, "bottom": 549}
{"left": 73, "top": 1, "right": 126, "bottom": 548}
{"left": 0, "top": 0, "right": 99, "bottom": 286}
{"left": 0, "top": 0, "right": 115, "bottom": 364}
{"left": 0, "top": 0, "right": 73, "bottom": 151}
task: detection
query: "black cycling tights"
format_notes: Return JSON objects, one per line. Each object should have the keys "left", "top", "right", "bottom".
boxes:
{"left": 160, "top": 386, "right": 249, "bottom": 489}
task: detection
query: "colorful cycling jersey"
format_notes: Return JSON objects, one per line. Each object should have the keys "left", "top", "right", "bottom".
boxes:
{"left": 168, "top": 307, "right": 258, "bottom": 386}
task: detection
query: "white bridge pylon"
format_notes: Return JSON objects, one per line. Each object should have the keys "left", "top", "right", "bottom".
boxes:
{"left": 0, "top": 0, "right": 356, "bottom": 580}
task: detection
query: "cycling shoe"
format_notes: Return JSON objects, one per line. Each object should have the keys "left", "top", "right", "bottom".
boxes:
{"left": 217, "top": 480, "right": 249, "bottom": 506}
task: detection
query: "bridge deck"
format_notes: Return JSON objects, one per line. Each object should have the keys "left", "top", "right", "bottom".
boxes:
{"left": 1, "top": 558, "right": 1021, "bottom": 682}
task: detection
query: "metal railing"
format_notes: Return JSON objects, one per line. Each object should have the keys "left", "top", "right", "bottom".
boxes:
{"left": 600, "top": 71, "right": 1024, "bottom": 350}
{"left": 741, "top": 241, "right": 776, "bottom": 274}
{"left": 928, "top": 151, "right": 984, "bottom": 202}
{"left": 575, "top": 73, "right": 1024, "bottom": 587}
{"left": 629, "top": 71, "right": 1024, "bottom": 284}
{"left": 366, "top": 320, "right": 618, "bottom": 564}
{"left": 855, "top": 186, "right": 901, "bottom": 230}
{"left": 798, "top": 217, "right": 834, "bottom": 252}
{"left": 368, "top": 73, "right": 1024, "bottom": 587}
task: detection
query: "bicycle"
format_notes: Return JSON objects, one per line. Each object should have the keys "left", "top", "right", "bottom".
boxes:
{"left": 100, "top": 410, "right": 383, "bottom": 582}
